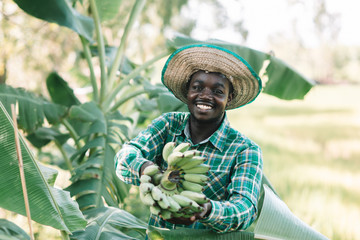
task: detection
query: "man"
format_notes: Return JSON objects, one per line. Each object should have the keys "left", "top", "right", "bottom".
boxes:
{"left": 115, "top": 44, "right": 263, "bottom": 232}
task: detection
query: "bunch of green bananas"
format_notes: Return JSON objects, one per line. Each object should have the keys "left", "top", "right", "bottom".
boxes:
{"left": 139, "top": 142, "right": 210, "bottom": 220}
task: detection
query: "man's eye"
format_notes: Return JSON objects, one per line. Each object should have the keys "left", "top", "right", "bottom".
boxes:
{"left": 192, "top": 85, "right": 201, "bottom": 91}
{"left": 214, "top": 89, "right": 223, "bottom": 94}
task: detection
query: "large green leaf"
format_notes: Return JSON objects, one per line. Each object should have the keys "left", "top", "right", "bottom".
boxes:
{"left": 167, "top": 35, "right": 316, "bottom": 100}
{"left": 71, "top": 207, "right": 147, "bottom": 240}
{"left": 0, "top": 219, "right": 30, "bottom": 240}
{"left": 0, "top": 102, "right": 86, "bottom": 233}
{"left": 69, "top": 101, "right": 105, "bottom": 123}
{"left": 253, "top": 185, "right": 328, "bottom": 240}
{"left": 13, "top": 0, "right": 94, "bottom": 41}
{"left": 0, "top": 85, "right": 67, "bottom": 133}
{"left": 26, "top": 127, "right": 70, "bottom": 149}
{"left": 46, "top": 72, "right": 81, "bottom": 107}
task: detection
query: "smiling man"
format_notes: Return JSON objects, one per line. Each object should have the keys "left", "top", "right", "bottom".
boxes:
{"left": 115, "top": 44, "right": 263, "bottom": 233}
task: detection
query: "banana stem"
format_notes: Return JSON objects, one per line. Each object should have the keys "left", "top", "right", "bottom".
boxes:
{"left": 79, "top": 35, "right": 98, "bottom": 102}
{"left": 160, "top": 169, "right": 180, "bottom": 191}
{"left": 107, "top": 0, "right": 146, "bottom": 90}
{"left": 89, "top": 0, "right": 107, "bottom": 104}
{"left": 54, "top": 140, "right": 73, "bottom": 173}
{"left": 61, "top": 119, "right": 81, "bottom": 149}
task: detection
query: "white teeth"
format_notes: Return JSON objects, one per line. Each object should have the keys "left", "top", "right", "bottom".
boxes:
{"left": 197, "top": 104, "right": 212, "bottom": 110}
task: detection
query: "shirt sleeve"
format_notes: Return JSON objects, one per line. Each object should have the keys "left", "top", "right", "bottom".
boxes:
{"left": 200, "top": 145, "right": 263, "bottom": 232}
{"left": 114, "top": 114, "right": 170, "bottom": 186}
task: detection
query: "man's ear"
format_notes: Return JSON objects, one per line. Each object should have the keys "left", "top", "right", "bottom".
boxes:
{"left": 226, "top": 93, "right": 234, "bottom": 106}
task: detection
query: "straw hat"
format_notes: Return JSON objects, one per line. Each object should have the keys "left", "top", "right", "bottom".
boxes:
{"left": 161, "top": 44, "right": 262, "bottom": 109}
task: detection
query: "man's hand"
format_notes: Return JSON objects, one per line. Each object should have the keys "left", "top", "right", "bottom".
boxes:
{"left": 190, "top": 202, "right": 212, "bottom": 221}
{"left": 165, "top": 202, "right": 212, "bottom": 225}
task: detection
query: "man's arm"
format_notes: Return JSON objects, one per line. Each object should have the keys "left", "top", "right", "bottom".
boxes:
{"left": 115, "top": 115, "right": 169, "bottom": 186}
{"left": 200, "top": 146, "right": 263, "bottom": 232}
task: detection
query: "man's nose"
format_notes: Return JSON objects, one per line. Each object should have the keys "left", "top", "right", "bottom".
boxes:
{"left": 198, "top": 88, "right": 213, "bottom": 98}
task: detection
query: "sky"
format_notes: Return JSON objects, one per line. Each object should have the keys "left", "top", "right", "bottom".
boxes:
{"left": 185, "top": 0, "right": 360, "bottom": 51}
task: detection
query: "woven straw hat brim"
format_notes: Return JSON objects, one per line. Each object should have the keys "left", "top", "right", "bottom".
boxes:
{"left": 161, "top": 44, "right": 262, "bottom": 110}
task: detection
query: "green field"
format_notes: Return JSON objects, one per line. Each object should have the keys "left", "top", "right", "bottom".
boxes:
{"left": 228, "top": 84, "right": 360, "bottom": 240}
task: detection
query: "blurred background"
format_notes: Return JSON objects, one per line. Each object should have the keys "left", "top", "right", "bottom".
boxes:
{"left": 1, "top": 0, "right": 359, "bottom": 239}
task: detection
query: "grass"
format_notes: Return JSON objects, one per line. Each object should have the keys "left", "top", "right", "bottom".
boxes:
{"left": 228, "top": 84, "right": 360, "bottom": 240}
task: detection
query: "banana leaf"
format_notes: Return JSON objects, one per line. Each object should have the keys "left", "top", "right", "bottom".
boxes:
{"left": 13, "top": 0, "right": 94, "bottom": 41}
{"left": 0, "top": 85, "right": 67, "bottom": 133}
{"left": 46, "top": 72, "right": 81, "bottom": 107}
{"left": 0, "top": 219, "right": 30, "bottom": 240}
{"left": 70, "top": 207, "right": 148, "bottom": 240}
{"left": 253, "top": 185, "right": 329, "bottom": 240}
{"left": 0, "top": 102, "right": 87, "bottom": 233}
{"left": 167, "top": 34, "right": 316, "bottom": 101}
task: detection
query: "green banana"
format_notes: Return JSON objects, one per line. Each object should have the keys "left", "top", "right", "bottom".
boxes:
{"left": 138, "top": 142, "right": 211, "bottom": 218}
{"left": 180, "top": 191, "right": 209, "bottom": 204}
{"left": 183, "top": 150, "right": 201, "bottom": 158}
{"left": 151, "top": 185, "right": 164, "bottom": 201}
{"left": 190, "top": 203, "right": 203, "bottom": 213}
{"left": 171, "top": 212, "right": 184, "bottom": 218}
{"left": 171, "top": 194, "right": 194, "bottom": 207}
{"left": 181, "top": 180, "right": 204, "bottom": 193}
{"left": 182, "top": 164, "right": 210, "bottom": 174}
{"left": 140, "top": 192, "right": 156, "bottom": 206}
{"left": 180, "top": 156, "right": 206, "bottom": 170}
{"left": 167, "top": 195, "right": 182, "bottom": 212}
{"left": 140, "top": 174, "right": 152, "bottom": 183}
{"left": 173, "top": 154, "right": 197, "bottom": 168}
{"left": 173, "top": 142, "right": 191, "bottom": 153}
{"left": 183, "top": 173, "right": 209, "bottom": 185}
{"left": 160, "top": 209, "right": 173, "bottom": 220}
{"left": 167, "top": 151, "right": 185, "bottom": 167}
{"left": 152, "top": 172, "right": 163, "bottom": 186}
{"left": 170, "top": 150, "right": 201, "bottom": 168}
{"left": 150, "top": 205, "right": 161, "bottom": 215}
{"left": 157, "top": 194, "right": 171, "bottom": 210}
{"left": 162, "top": 142, "right": 176, "bottom": 162}
{"left": 143, "top": 164, "right": 160, "bottom": 176}
{"left": 139, "top": 182, "right": 154, "bottom": 194}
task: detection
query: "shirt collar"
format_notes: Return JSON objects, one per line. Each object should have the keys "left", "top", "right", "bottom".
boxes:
{"left": 181, "top": 113, "right": 230, "bottom": 152}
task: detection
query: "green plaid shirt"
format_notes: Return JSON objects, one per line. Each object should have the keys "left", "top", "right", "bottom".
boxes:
{"left": 115, "top": 112, "right": 263, "bottom": 233}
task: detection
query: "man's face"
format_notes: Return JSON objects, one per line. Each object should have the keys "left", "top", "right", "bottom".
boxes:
{"left": 187, "top": 71, "right": 233, "bottom": 123}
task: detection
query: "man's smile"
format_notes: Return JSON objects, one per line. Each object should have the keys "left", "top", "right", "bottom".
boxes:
{"left": 196, "top": 103, "right": 213, "bottom": 110}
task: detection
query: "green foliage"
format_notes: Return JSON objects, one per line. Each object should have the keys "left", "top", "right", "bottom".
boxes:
{"left": 0, "top": 102, "right": 87, "bottom": 233}
{"left": 0, "top": 85, "right": 67, "bottom": 132}
{"left": 13, "top": 0, "right": 94, "bottom": 41}
{"left": 46, "top": 72, "right": 81, "bottom": 107}
{"left": 70, "top": 207, "right": 148, "bottom": 239}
